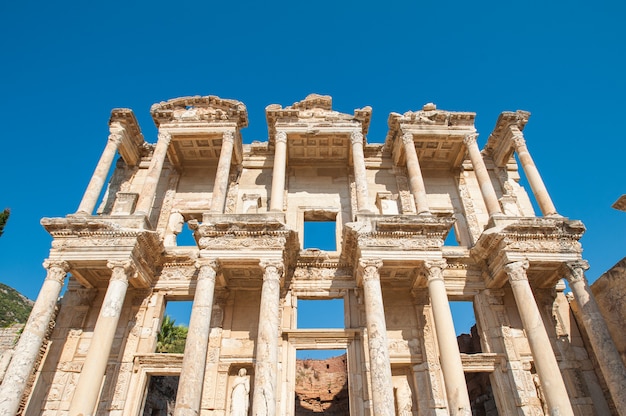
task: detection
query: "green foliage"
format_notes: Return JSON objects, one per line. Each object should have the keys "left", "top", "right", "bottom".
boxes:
{"left": 0, "top": 283, "right": 33, "bottom": 327}
{"left": 156, "top": 315, "right": 188, "bottom": 353}
{"left": 0, "top": 208, "right": 9, "bottom": 237}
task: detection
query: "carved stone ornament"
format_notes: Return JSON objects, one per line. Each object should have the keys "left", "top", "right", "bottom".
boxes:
{"left": 424, "top": 259, "right": 447, "bottom": 282}
{"left": 107, "top": 260, "right": 135, "bottom": 281}
{"left": 350, "top": 130, "right": 364, "bottom": 145}
{"left": 260, "top": 259, "right": 284, "bottom": 281}
{"left": 401, "top": 132, "right": 414, "bottom": 146}
{"left": 196, "top": 259, "right": 219, "bottom": 281}
{"left": 43, "top": 260, "right": 70, "bottom": 284}
{"left": 504, "top": 260, "right": 529, "bottom": 281}
{"left": 564, "top": 260, "right": 589, "bottom": 283}
{"left": 358, "top": 258, "right": 383, "bottom": 282}
{"left": 462, "top": 133, "right": 478, "bottom": 147}
{"left": 275, "top": 130, "right": 287, "bottom": 144}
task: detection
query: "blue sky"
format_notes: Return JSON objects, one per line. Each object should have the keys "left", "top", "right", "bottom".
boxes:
{"left": 1, "top": 1, "right": 625, "bottom": 339}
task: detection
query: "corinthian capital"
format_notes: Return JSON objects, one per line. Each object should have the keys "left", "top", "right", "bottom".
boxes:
{"left": 196, "top": 259, "right": 219, "bottom": 281}
{"left": 260, "top": 259, "right": 284, "bottom": 281}
{"left": 424, "top": 259, "right": 447, "bottom": 282}
{"left": 462, "top": 133, "right": 478, "bottom": 147}
{"left": 107, "top": 260, "right": 135, "bottom": 282}
{"left": 157, "top": 130, "right": 172, "bottom": 144}
{"left": 564, "top": 260, "right": 589, "bottom": 284}
{"left": 504, "top": 260, "right": 529, "bottom": 282}
{"left": 222, "top": 130, "right": 235, "bottom": 144}
{"left": 350, "top": 130, "right": 364, "bottom": 145}
{"left": 402, "top": 132, "right": 414, "bottom": 145}
{"left": 43, "top": 260, "right": 70, "bottom": 284}
{"left": 275, "top": 130, "right": 287, "bottom": 144}
{"left": 358, "top": 258, "right": 383, "bottom": 282}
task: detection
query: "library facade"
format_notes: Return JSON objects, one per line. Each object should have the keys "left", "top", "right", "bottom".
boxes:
{"left": 1, "top": 94, "right": 625, "bottom": 415}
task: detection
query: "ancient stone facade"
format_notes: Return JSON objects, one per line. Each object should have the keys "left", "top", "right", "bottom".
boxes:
{"left": 1, "top": 94, "right": 625, "bottom": 415}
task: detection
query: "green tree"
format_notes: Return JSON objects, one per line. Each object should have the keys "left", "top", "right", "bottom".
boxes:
{"left": 156, "top": 315, "right": 188, "bottom": 353}
{"left": 0, "top": 208, "right": 9, "bottom": 237}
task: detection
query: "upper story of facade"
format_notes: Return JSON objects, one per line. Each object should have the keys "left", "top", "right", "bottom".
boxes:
{"left": 40, "top": 94, "right": 585, "bottom": 291}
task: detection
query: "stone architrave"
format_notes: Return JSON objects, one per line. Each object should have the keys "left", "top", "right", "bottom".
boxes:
{"left": 424, "top": 260, "right": 471, "bottom": 416}
{"left": 402, "top": 133, "right": 430, "bottom": 214}
{"left": 565, "top": 261, "right": 626, "bottom": 415}
{"left": 504, "top": 261, "right": 574, "bottom": 416}
{"left": 359, "top": 258, "right": 395, "bottom": 415}
{"left": 351, "top": 131, "right": 373, "bottom": 213}
{"left": 69, "top": 260, "right": 134, "bottom": 416}
{"left": 210, "top": 131, "right": 236, "bottom": 213}
{"left": 174, "top": 260, "right": 219, "bottom": 416}
{"left": 509, "top": 129, "right": 557, "bottom": 216}
{"left": 0, "top": 260, "right": 69, "bottom": 416}
{"left": 135, "top": 131, "right": 172, "bottom": 216}
{"left": 463, "top": 133, "right": 502, "bottom": 216}
{"left": 252, "top": 259, "right": 283, "bottom": 416}
{"left": 269, "top": 131, "right": 287, "bottom": 212}
{"left": 76, "top": 124, "right": 124, "bottom": 215}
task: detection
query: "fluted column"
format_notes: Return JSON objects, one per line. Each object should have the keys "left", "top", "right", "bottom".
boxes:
{"left": 402, "top": 133, "right": 430, "bottom": 214}
{"left": 359, "top": 258, "right": 394, "bottom": 415}
{"left": 0, "top": 261, "right": 69, "bottom": 416}
{"left": 505, "top": 261, "right": 573, "bottom": 416}
{"left": 210, "top": 131, "right": 235, "bottom": 213}
{"left": 252, "top": 259, "right": 283, "bottom": 416}
{"left": 76, "top": 125, "right": 124, "bottom": 215}
{"left": 174, "top": 260, "right": 219, "bottom": 416}
{"left": 269, "top": 131, "right": 287, "bottom": 212}
{"left": 69, "top": 261, "right": 134, "bottom": 416}
{"left": 463, "top": 134, "right": 502, "bottom": 216}
{"left": 510, "top": 129, "right": 557, "bottom": 216}
{"left": 565, "top": 261, "right": 626, "bottom": 414}
{"left": 135, "top": 131, "right": 172, "bottom": 216}
{"left": 425, "top": 260, "right": 471, "bottom": 416}
{"left": 351, "top": 131, "right": 373, "bottom": 213}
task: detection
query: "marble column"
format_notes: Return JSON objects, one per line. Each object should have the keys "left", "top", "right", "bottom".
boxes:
{"left": 402, "top": 133, "right": 430, "bottom": 214}
{"left": 359, "top": 258, "right": 394, "bottom": 415}
{"left": 565, "top": 261, "right": 626, "bottom": 414}
{"left": 69, "top": 261, "right": 134, "bottom": 416}
{"left": 0, "top": 260, "right": 69, "bottom": 416}
{"left": 504, "top": 261, "right": 574, "bottom": 416}
{"left": 351, "top": 131, "right": 373, "bottom": 213}
{"left": 76, "top": 124, "right": 124, "bottom": 215}
{"left": 269, "top": 131, "right": 287, "bottom": 212}
{"left": 210, "top": 131, "right": 235, "bottom": 213}
{"left": 135, "top": 131, "right": 172, "bottom": 216}
{"left": 425, "top": 260, "right": 471, "bottom": 416}
{"left": 174, "top": 260, "right": 219, "bottom": 416}
{"left": 463, "top": 134, "right": 502, "bottom": 216}
{"left": 510, "top": 130, "right": 557, "bottom": 216}
{"left": 252, "top": 259, "right": 283, "bottom": 416}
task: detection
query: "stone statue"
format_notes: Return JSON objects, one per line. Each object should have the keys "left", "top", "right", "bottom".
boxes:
{"left": 229, "top": 368, "right": 250, "bottom": 416}
{"left": 394, "top": 377, "right": 413, "bottom": 416}
{"left": 164, "top": 211, "right": 184, "bottom": 246}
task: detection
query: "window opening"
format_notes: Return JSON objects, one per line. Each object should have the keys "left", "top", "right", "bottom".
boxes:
{"left": 175, "top": 221, "right": 196, "bottom": 246}
{"left": 303, "top": 210, "right": 337, "bottom": 251}
{"left": 450, "top": 301, "right": 482, "bottom": 354}
{"left": 297, "top": 298, "right": 344, "bottom": 329}
{"left": 295, "top": 349, "right": 349, "bottom": 415}
{"left": 465, "top": 372, "right": 498, "bottom": 416}
{"left": 157, "top": 300, "right": 192, "bottom": 353}
{"left": 142, "top": 375, "right": 179, "bottom": 416}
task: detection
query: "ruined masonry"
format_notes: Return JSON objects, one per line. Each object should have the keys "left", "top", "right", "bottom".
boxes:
{"left": 0, "top": 94, "right": 625, "bottom": 416}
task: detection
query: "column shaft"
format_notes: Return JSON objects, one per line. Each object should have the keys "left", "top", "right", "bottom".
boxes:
{"left": 135, "top": 131, "right": 172, "bottom": 216}
{"left": 359, "top": 259, "right": 394, "bottom": 415}
{"left": 0, "top": 261, "right": 69, "bottom": 416}
{"left": 463, "top": 134, "right": 502, "bottom": 216}
{"left": 510, "top": 131, "right": 557, "bottom": 216}
{"left": 402, "top": 133, "right": 430, "bottom": 214}
{"left": 351, "top": 131, "right": 372, "bottom": 213}
{"left": 76, "top": 126, "right": 123, "bottom": 215}
{"left": 174, "top": 260, "right": 218, "bottom": 416}
{"left": 566, "top": 262, "right": 626, "bottom": 414}
{"left": 252, "top": 260, "right": 283, "bottom": 416}
{"left": 425, "top": 260, "right": 471, "bottom": 416}
{"left": 269, "top": 131, "right": 287, "bottom": 212}
{"left": 69, "top": 261, "right": 133, "bottom": 416}
{"left": 210, "top": 131, "right": 235, "bottom": 213}
{"left": 505, "top": 261, "right": 573, "bottom": 416}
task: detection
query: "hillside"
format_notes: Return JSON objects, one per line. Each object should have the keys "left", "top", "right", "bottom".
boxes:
{"left": 0, "top": 283, "right": 34, "bottom": 327}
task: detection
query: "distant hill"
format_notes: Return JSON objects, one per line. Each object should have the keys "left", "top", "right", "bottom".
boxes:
{"left": 0, "top": 283, "right": 34, "bottom": 327}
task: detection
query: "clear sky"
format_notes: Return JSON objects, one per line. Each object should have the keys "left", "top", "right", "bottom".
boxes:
{"left": 1, "top": 1, "right": 625, "bottom": 332}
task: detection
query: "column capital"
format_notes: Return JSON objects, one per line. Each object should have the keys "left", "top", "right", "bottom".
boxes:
{"left": 42, "top": 260, "right": 70, "bottom": 284}
{"left": 350, "top": 130, "right": 364, "bottom": 145}
{"left": 196, "top": 259, "right": 219, "bottom": 281}
{"left": 107, "top": 260, "right": 135, "bottom": 281}
{"left": 222, "top": 130, "right": 235, "bottom": 144}
{"left": 401, "top": 132, "right": 414, "bottom": 145}
{"left": 462, "top": 133, "right": 478, "bottom": 147}
{"left": 157, "top": 130, "right": 172, "bottom": 144}
{"left": 260, "top": 259, "right": 284, "bottom": 280}
{"left": 358, "top": 258, "right": 383, "bottom": 282}
{"left": 424, "top": 259, "right": 447, "bottom": 282}
{"left": 564, "top": 260, "right": 589, "bottom": 283}
{"left": 504, "top": 260, "right": 529, "bottom": 281}
{"left": 275, "top": 130, "right": 287, "bottom": 144}
{"left": 509, "top": 127, "right": 526, "bottom": 149}
{"left": 108, "top": 131, "right": 124, "bottom": 146}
